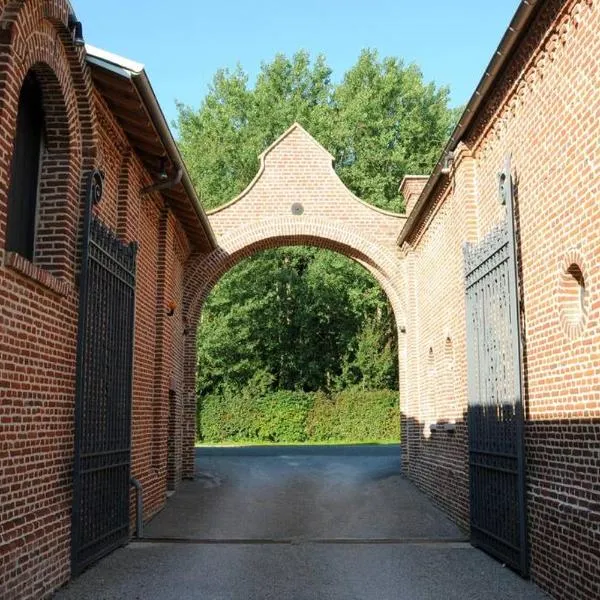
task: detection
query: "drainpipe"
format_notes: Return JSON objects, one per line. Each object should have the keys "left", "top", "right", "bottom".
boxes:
{"left": 141, "top": 166, "right": 183, "bottom": 196}
{"left": 130, "top": 477, "right": 144, "bottom": 538}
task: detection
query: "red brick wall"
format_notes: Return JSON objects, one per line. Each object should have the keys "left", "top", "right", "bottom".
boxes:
{"left": 93, "top": 100, "right": 191, "bottom": 518}
{"left": 167, "top": 220, "right": 189, "bottom": 490}
{"left": 400, "top": 171, "right": 472, "bottom": 529}
{"left": 403, "top": 1, "right": 600, "bottom": 598}
{"left": 207, "top": 124, "right": 404, "bottom": 253}
{"left": 0, "top": 2, "right": 93, "bottom": 597}
{"left": 1, "top": 1, "right": 598, "bottom": 600}
{"left": 0, "top": 2, "right": 192, "bottom": 597}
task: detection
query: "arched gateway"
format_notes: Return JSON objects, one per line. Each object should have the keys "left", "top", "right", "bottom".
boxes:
{"left": 180, "top": 123, "right": 408, "bottom": 477}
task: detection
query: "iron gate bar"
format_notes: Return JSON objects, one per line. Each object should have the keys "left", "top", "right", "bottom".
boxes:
{"left": 470, "top": 449, "right": 517, "bottom": 458}
{"left": 71, "top": 170, "right": 137, "bottom": 576}
{"left": 463, "top": 156, "right": 528, "bottom": 577}
{"left": 71, "top": 170, "right": 97, "bottom": 575}
{"left": 469, "top": 463, "right": 518, "bottom": 475}
{"left": 470, "top": 524, "right": 521, "bottom": 550}
{"left": 502, "top": 158, "right": 528, "bottom": 578}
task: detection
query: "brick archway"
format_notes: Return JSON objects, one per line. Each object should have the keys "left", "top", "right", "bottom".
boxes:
{"left": 179, "top": 123, "right": 408, "bottom": 479}
{"left": 185, "top": 217, "right": 406, "bottom": 323}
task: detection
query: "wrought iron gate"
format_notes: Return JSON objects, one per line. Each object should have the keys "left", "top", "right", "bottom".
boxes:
{"left": 463, "top": 158, "right": 528, "bottom": 576}
{"left": 71, "top": 170, "right": 137, "bottom": 575}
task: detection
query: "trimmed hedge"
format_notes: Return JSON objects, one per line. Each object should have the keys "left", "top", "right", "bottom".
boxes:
{"left": 198, "top": 387, "right": 399, "bottom": 443}
{"left": 306, "top": 388, "right": 399, "bottom": 442}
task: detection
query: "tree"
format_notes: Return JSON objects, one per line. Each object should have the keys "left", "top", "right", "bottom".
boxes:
{"left": 181, "top": 50, "right": 457, "bottom": 418}
{"left": 332, "top": 50, "right": 456, "bottom": 211}
{"left": 177, "top": 52, "right": 335, "bottom": 210}
{"left": 176, "top": 49, "right": 457, "bottom": 212}
{"left": 197, "top": 247, "right": 396, "bottom": 396}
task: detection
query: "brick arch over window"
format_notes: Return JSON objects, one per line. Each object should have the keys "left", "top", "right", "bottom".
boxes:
{"left": 0, "top": 0, "right": 97, "bottom": 156}
{"left": 178, "top": 124, "right": 408, "bottom": 479}
{"left": 0, "top": 0, "right": 98, "bottom": 279}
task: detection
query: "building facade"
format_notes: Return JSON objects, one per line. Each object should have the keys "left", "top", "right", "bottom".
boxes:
{"left": 398, "top": 1, "right": 599, "bottom": 598}
{"left": 0, "top": 1, "right": 214, "bottom": 597}
{"left": 0, "top": 1, "right": 598, "bottom": 599}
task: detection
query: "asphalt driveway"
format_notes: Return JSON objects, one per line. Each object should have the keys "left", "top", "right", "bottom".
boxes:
{"left": 55, "top": 445, "right": 547, "bottom": 599}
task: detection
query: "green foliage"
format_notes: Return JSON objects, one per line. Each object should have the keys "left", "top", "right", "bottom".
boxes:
{"left": 333, "top": 316, "right": 398, "bottom": 391}
{"left": 177, "top": 51, "right": 335, "bottom": 210}
{"left": 198, "top": 370, "right": 274, "bottom": 442}
{"left": 176, "top": 49, "right": 457, "bottom": 212}
{"left": 332, "top": 51, "right": 455, "bottom": 211}
{"left": 185, "top": 50, "right": 456, "bottom": 440}
{"left": 254, "top": 391, "right": 313, "bottom": 443}
{"left": 199, "top": 387, "right": 399, "bottom": 444}
{"left": 306, "top": 389, "right": 399, "bottom": 442}
{"left": 197, "top": 247, "right": 397, "bottom": 397}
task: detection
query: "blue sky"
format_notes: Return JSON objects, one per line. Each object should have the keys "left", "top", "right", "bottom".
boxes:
{"left": 77, "top": 0, "right": 521, "bottom": 129}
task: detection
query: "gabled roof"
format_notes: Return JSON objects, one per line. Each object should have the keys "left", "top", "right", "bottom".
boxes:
{"left": 85, "top": 45, "right": 216, "bottom": 252}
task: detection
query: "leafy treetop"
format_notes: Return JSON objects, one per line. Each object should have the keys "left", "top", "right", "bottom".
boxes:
{"left": 176, "top": 49, "right": 458, "bottom": 213}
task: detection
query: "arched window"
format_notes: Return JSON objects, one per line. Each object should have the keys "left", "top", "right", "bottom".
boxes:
{"left": 5, "top": 72, "right": 45, "bottom": 261}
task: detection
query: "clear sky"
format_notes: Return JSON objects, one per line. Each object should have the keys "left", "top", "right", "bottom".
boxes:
{"left": 76, "top": 0, "right": 521, "bottom": 129}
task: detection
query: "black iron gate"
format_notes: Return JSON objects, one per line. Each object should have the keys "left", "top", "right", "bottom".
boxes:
{"left": 463, "top": 158, "right": 528, "bottom": 576}
{"left": 71, "top": 170, "right": 137, "bottom": 575}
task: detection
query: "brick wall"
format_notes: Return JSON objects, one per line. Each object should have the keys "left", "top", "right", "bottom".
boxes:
{"left": 1, "top": 1, "right": 598, "bottom": 599}
{"left": 400, "top": 171, "right": 472, "bottom": 529}
{"left": 0, "top": 1, "right": 193, "bottom": 597}
{"left": 402, "top": 1, "right": 600, "bottom": 598}
{"left": 0, "top": 2, "right": 92, "bottom": 597}
{"left": 181, "top": 123, "right": 409, "bottom": 477}
{"left": 92, "top": 98, "right": 191, "bottom": 523}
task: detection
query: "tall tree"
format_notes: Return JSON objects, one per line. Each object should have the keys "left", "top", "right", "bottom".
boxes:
{"left": 179, "top": 50, "right": 457, "bottom": 400}
{"left": 177, "top": 52, "right": 335, "bottom": 210}
{"left": 332, "top": 50, "right": 455, "bottom": 211}
{"left": 197, "top": 248, "right": 397, "bottom": 396}
{"left": 176, "top": 49, "right": 456, "bottom": 212}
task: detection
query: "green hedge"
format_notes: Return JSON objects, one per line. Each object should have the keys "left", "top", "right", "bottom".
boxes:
{"left": 306, "top": 388, "right": 399, "bottom": 441}
{"left": 198, "top": 387, "right": 399, "bottom": 443}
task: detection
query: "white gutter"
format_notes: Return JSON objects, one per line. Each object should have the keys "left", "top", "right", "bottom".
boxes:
{"left": 84, "top": 45, "right": 217, "bottom": 250}
{"left": 85, "top": 44, "right": 145, "bottom": 74}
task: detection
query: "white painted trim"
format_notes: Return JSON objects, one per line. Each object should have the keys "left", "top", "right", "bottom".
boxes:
{"left": 85, "top": 44, "right": 145, "bottom": 75}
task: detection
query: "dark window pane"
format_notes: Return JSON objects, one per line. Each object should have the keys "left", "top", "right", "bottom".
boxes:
{"left": 5, "top": 72, "right": 44, "bottom": 261}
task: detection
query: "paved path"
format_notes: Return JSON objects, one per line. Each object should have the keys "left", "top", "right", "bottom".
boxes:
{"left": 55, "top": 445, "right": 547, "bottom": 599}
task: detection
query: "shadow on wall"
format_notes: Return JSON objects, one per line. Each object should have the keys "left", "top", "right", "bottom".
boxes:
{"left": 401, "top": 409, "right": 600, "bottom": 597}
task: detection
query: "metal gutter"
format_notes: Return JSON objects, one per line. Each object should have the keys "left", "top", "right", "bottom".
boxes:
{"left": 397, "top": 0, "right": 542, "bottom": 247}
{"left": 85, "top": 45, "right": 218, "bottom": 250}
{"left": 85, "top": 44, "right": 145, "bottom": 74}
